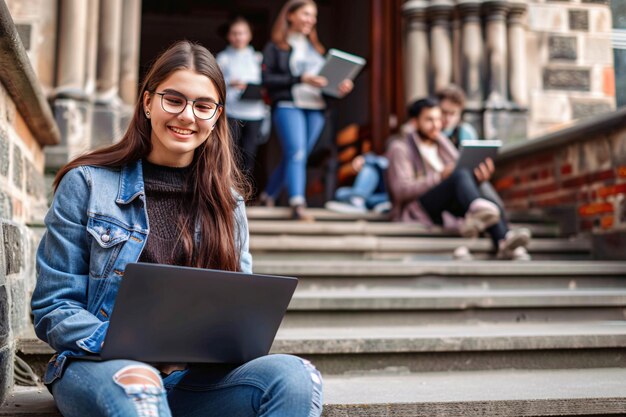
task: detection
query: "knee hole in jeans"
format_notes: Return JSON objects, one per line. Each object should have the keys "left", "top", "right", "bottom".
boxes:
{"left": 113, "top": 365, "right": 166, "bottom": 417}
{"left": 113, "top": 365, "right": 162, "bottom": 388}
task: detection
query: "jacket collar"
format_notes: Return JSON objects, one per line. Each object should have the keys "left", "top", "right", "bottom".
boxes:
{"left": 116, "top": 159, "right": 145, "bottom": 204}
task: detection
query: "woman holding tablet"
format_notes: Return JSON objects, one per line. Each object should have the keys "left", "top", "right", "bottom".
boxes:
{"left": 260, "top": 0, "right": 353, "bottom": 221}
{"left": 31, "top": 41, "right": 323, "bottom": 417}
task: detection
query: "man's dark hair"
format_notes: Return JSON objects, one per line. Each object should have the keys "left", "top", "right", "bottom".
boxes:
{"left": 407, "top": 97, "right": 439, "bottom": 119}
{"left": 436, "top": 84, "right": 466, "bottom": 108}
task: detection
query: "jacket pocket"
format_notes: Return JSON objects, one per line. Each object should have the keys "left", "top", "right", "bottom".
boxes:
{"left": 87, "top": 216, "right": 131, "bottom": 278}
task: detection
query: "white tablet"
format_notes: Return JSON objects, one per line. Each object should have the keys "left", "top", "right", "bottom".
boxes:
{"left": 318, "top": 49, "right": 366, "bottom": 98}
{"left": 456, "top": 140, "right": 502, "bottom": 170}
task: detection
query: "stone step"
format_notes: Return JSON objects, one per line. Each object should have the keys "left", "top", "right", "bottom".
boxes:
{"left": 249, "top": 220, "right": 560, "bottom": 238}
{"left": 6, "top": 367, "right": 626, "bottom": 417}
{"left": 246, "top": 206, "right": 388, "bottom": 222}
{"left": 274, "top": 321, "right": 626, "bottom": 373}
{"left": 256, "top": 260, "right": 626, "bottom": 290}
{"left": 249, "top": 235, "right": 589, "bottom": 255}
{"left": 290, "top": 288, "right": 626, "bottom": 310}
{"left": 18, "top": 321, "right": 626, "bottom": 374}
{"left": 322, "top": 368, "right": 626, "bottom": 416}
{"left": 284, "top": 287, "right": 626, "bottom": 326}
{"left": 254, "top": 259, "right": 626, "bottom": 278}
{"left": 272, "top": 321, "right": 626, "bottom": 355}
{"left": 282, "top": 307, "right": 626, "bottom": 327}
{"left": 254, "top": 252, "right": 594, "bottom": 262}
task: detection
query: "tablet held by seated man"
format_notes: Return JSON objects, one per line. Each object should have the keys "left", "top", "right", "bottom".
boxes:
{"left": 456, "top": 140, "right": 501, "bottom": 171}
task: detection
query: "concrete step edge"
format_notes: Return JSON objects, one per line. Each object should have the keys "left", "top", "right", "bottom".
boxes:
{"left": 5, "top": 368, "right": 626, "bottom": 417}
{"left": 18, "top": 321, "right": 626, "bottom": 356}
{"left": 290, "top": 288, "right": 626, "bottom": 310}
{"left": 254, "top": 260, "right": 626, "bottom": 276}
{"left": 249, "top": 220, "right": 560, "bottom": 238}
{"left": 249, "top": 236, "right": 590, "bottom": 253}
{"left": 322, "top": 368, "right": 626, "bottom": 416}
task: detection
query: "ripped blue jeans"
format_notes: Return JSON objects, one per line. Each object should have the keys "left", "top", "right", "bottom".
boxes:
{"left": 50, "top": 354, "right": 323, "bottom": 417}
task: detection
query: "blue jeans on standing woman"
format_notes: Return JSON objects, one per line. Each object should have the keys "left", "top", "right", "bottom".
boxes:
{"left": 264, "top": 106, "right": 326, "bottom": 206}
{"left": 50, "top": 354, "right": 323, "bottom": 417}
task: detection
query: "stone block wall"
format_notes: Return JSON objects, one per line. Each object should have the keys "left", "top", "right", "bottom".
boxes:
{"left": 527, "top": 0, "right": 615, "bottom": 137}
{"left": 0, "top": 1, "right": 55, "bottom": 400}
{"left": 494, "top": 109, "right": 626, "bottom": 259}
{"left": 0, "top": 83, "right": 46, "bottom": 404}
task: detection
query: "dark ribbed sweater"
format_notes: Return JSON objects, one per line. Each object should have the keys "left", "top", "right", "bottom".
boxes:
{"left": 138, "top": 160, "right": 193, "bottom": 265}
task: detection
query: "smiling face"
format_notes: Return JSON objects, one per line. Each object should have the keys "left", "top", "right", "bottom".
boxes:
{"left": 143, "top": 69, "right": 222, "bottom": 167}
{"left": 287, "top": 3, "right": 317, "bottom": 36}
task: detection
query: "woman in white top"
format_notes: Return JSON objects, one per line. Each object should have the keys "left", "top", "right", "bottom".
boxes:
{"left": 260, "top": 0, "right": 353, "bottom": 221}
{"left": 217, "top": 17, "right": 266, "bottom": 176}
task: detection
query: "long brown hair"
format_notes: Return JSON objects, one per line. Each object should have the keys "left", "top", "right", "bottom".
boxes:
{"left": 271, "top": 0, "right": 325, "bottom": 55}
{"left": 54, "top": 40, "right": 249, "bottom": 272}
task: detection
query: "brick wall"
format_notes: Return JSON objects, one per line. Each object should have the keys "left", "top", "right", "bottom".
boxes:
{"left": 494, "top": 108, "right": 626, "bottom": 258}
{"left": 527, "top": 0, "right": 615, "bottom": 137}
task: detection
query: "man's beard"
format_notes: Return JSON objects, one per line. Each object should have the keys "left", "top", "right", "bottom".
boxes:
{"left": 417, "top": 128, "right": 438, "bottom": 141}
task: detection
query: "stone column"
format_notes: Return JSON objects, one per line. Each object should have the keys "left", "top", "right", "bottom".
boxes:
{"left": 93, "top": 0, "right": 124, "bottom": 147}
{"left": 451, "top": 12, "right": 462, "bottom": 87}
{"left": 428, "top": 0, "right": 454, "bottom": 92}
{"left": 458, "top": 0, "right": 484, "bottom": 109}
{"left": 96, "top": 0, "right": 123, "bottom": 103}
{"left": 48, "top": 0, "right": 91, "bottom": 170}
{"left": 484, "top": 0, "right": 509, "bottom": 106}
{"left": 119, "top": 0, "right": 142, "bottom": 106}
{"left": 508, "top": 0, "right": 528, "bottom": 108}
{"left": 402, "top": 1, "right": 430, "bottom": 103}
{"left": 55, "top": 0, "right": 89, "bottom": 98}
{"left": 84, "top": 0, "right": 100, "bottom": 97}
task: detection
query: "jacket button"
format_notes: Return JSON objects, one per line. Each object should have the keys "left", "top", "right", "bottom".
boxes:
{"left": 101, "top": 234, "right": 111, "bottom": 243}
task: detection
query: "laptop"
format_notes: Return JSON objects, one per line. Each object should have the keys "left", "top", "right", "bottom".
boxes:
{"left": 99, "top": 263, "right": 298, "bottom": 364}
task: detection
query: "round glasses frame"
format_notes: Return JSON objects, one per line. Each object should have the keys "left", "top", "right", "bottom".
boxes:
{"left": 154, "top": 92, "right": 224, "bottom": 120}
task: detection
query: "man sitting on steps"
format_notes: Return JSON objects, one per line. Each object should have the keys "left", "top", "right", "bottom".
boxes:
{"left": 385, "top": 97, "right": 531, "bottom": 261}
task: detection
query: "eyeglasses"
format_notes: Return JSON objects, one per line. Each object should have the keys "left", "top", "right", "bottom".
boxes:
{"left": 154, "top": 91, "right": 223, "bottom": 120}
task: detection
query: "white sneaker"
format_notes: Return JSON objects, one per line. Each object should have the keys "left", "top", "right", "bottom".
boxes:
{"left": 324, "top": 200, "right": 368, "bottom": 214}
{"left": 460, "top": 198, "right": 501, "bottom": 238}
{"left": 372, "top": 201, "right": 392, "bottom": 214}
{"left": 497, "top": 228, "right": 532, "bottom": 260}
{"left": 453, "top": 245, "right": 474, "bottom": 261}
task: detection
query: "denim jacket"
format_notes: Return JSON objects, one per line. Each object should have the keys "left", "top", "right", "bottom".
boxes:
{"left": 31, "top": 160, "right": 252, "bottom": 385}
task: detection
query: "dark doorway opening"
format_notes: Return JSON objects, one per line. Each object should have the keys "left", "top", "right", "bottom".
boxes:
{"left": 140, "top": 0, "right": 371, "bottom": 204}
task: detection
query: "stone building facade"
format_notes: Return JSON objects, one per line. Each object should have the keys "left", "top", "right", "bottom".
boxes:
{"left": 0, "top": 0, "right": 59, "bottom": 404}
{"left": 6, "top": 0, "right": 142, "bottom": 173}
{"left": 402, "top": 0, "right": 615, "bottom": 142}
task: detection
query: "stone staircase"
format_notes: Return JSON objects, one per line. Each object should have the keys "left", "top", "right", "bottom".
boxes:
{"left": 3, "top": 207, "right": 626, "bottom": 416}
